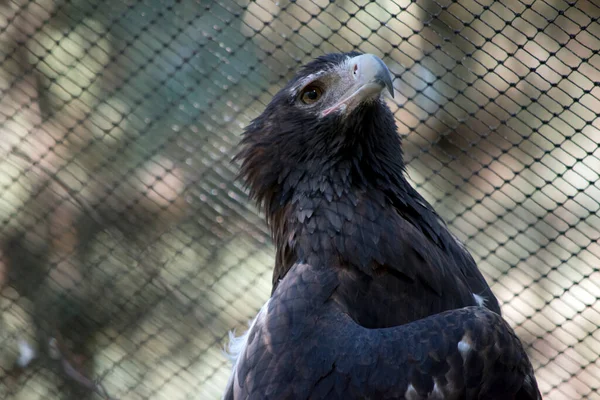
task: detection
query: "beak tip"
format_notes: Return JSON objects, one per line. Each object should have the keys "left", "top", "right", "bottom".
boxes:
{"left": 351, "top": 53, "right": 396, "bottom": 101}
{"left": 363, "top": 54, "right": 395, "bottom": 99}
{"left": 382, "top": 73, "right": 394, "bottom": 99}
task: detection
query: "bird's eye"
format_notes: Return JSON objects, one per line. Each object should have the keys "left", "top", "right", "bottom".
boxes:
{"left": 300, "top": 85, "right": 323, "bottom": 104}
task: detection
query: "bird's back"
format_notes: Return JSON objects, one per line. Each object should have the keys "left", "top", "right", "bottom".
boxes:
{"left": 272, "top": 178, "right": 498, "bottom": 328}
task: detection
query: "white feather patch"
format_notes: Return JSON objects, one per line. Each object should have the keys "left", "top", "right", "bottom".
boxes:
{"left": 16, "top": 339, "right": 36, "bottom": 367}
{"left": 225, "top": 298, "right": 270, "bottom": 364}
{"left": 225, "top": 327, "right": 250, "bottom": 365}
{"left": 405, "top": 383, "right": 418, "bottom": 400}
{"left": 473, "top": 293, "right": 486, "bottom": 307}
{"left": 457, "top": 334, "right": 473, "bottom": 361}
{"left": 431, "top": 380, "right": 444, "bottom": 399}
{"left": 223, "top": 298, "right": 271, "bottom": 397}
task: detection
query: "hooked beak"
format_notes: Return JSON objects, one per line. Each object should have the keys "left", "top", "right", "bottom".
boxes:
{"left": 322, "top": 54, "right": 394, "bottom": 117}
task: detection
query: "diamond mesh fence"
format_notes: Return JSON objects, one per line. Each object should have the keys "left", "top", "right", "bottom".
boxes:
{"left": 0, "top": 0, "right": 598, "bottom": 399}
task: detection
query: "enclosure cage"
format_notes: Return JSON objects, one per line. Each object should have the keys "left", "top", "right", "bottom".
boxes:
{"left": 0, "top": 0, "right": 598, "bottom": 399}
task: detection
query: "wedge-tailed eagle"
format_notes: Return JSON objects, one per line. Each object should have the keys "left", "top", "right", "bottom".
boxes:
{"left": 225, "top": 52, "right": 541, "bottom": 400}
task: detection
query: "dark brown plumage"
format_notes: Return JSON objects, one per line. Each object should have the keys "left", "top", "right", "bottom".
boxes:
{"left": 225, "top": 52, "right": 541, "bottom": 399}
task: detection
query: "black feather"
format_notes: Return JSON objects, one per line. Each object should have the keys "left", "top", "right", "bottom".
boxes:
{"left": 228, "top": 52, "right": 540, "bottom": 399}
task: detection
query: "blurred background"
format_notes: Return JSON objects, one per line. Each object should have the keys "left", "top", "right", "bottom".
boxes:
{"left": 0, "top": 0, "right": 598, "bottom": 399}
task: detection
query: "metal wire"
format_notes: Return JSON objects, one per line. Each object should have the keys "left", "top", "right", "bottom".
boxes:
{"left": 0, "top": 0, "right": 598, "bottom": 399}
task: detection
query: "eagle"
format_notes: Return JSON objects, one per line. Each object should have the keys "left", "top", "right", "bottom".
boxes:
{"left": 225, "top": 52, "right": 541, "bottom": 400}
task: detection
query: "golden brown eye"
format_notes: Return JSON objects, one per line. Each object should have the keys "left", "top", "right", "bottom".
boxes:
{"left": 300, "top": 85, "right": 323, "bottom": 104}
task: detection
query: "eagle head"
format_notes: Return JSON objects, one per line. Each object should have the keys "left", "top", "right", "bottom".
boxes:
{"left": 287, "top": 52, "right": 394, "bottom": 118}
{"left": 249, "top": 52, "right": 394, "bottom": 130}
{"left": 236, "top": 52, "right": 400, "bottom": 215}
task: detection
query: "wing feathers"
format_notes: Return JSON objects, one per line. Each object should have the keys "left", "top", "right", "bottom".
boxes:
{"left": 224, "top": 263, "right": 541, "bottom": 400}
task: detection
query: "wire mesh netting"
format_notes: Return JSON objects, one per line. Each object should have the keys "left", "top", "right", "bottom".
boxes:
{"left": 0, "top": 0, "right": 598, "bottom": 399}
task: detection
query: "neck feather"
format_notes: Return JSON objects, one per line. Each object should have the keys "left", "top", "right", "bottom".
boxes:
{"left": 237, "top": 102, "right": 407, "bottom": 227}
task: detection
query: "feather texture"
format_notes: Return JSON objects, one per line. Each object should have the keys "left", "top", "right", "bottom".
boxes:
{"left": 228, "top": 52, "right": 540, "bottom": 399}
{"left": 224, "top": 263, "right": 541, "bottom": 399}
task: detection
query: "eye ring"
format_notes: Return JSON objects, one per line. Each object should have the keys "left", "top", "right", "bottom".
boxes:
{"left": 300, "top": 85, "right": 323, "bottom": 104}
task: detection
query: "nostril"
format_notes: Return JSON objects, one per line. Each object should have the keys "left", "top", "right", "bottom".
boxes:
{"left": 353, "top": 63, "right": 358, "bottom": 76}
